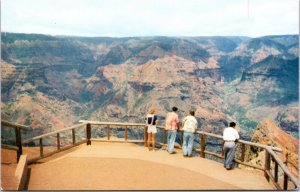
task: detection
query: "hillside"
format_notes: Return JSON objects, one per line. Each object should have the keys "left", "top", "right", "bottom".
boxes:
{"left": 244, "top": 119, "right": 298, "bottom": 177}
{"left": 1, "top": 33, "right": 298, "bottom": 143}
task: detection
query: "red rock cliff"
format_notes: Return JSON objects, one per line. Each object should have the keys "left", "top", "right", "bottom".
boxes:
{"left": 249, "top": 119, "right": 298, "bottom": 177}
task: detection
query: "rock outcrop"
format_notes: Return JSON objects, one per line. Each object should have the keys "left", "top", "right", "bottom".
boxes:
{"left": 243, "top": 119, "right": 298, "bottom": 177}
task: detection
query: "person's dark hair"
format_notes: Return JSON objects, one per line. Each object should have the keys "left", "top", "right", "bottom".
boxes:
{"left": 189, "top": 111, "right": 195, "bottom": 116}
{"left": 229, "top": 122, "right": 236, "bottom": 127}
{"left": 172, "top": 107, "right": 178, "bottom": 112}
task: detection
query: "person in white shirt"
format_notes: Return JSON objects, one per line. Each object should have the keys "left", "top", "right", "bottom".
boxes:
{"left": 223, "top": 122, "right": 239, "bottom": 170}
{"left": 181, "top": 111, "right": 198, "bottom": 157}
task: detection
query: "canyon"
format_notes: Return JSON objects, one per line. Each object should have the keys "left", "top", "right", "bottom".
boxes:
{"left": 1, "top": 33, "right": 298, "bottom": 145}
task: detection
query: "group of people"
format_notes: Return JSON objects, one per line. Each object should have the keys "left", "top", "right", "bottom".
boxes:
{"left": 145, "top": 107, "right": 240, "bottom": 170}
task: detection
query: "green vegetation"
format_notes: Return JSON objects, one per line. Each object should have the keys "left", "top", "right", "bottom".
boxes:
{"left": 80, "top": 91, "right": 94, "bottom": 103}
{"left": 228, "top": 106, "right": 258, "bottom": 136}
{"left": 211, "top": 37, "right": 238, "bottom": 52}
{"left": 25, "top": 112, "right": 32, "bottom": 125}
{"left": 1, "top": 32, "right": 57, "bottom": 43}
{"left": 133, "top": 93, "right": 147, "bottom": 110}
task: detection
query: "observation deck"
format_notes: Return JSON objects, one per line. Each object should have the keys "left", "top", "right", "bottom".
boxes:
{"left": 27, "top": 142, "right": 272, "bottom": 190}
{"left": 1, "top": 120, "right": 298, "bottom": 190}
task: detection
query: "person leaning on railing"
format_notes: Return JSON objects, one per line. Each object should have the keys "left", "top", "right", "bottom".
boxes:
{"left": 223, "top": 122, "right": 240, "bottom": 170}
{"left": 181, "top": 111, "right": 198, "bottom": 157}
{"left": 165, "top": 106, "right": 179, "bottom": 154}
{"left": 145, "top": 108, "right": 158, "bottom": 151}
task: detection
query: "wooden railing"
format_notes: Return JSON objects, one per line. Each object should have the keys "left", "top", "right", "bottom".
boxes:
{"left": 1, "top": 120, "right": 30, "bottom": 162}
{"left": 264, "top": 147, "right": 299, "bottom": 190}
{"left": 1, "top": 120, "right": 298, "bottom": 190}
{"left": 191, "top": 130, "right": 298, "bottom": 190}
{"left": 78, "top": 120, "right": 149, "bottom": 144}
{"left": 22, "top": 123, "right": 88, "bottom": 163}
{"left": 78, "top": 120, "right": 299, "bottom": 190}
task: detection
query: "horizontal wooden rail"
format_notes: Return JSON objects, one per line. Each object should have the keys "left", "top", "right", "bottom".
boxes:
{"left": 234, "top": 159, "right": 264, "bottom": 171}
{"left": 156, "top": 125, "right": 165, "bottom": 129}
{"left": 196, "top": 131, "right": 282, "bottom": 152}
{"left": 79, "top": 120, "right": 146, "bottom": 127}
{"left": 1, "top": 144, "right": 19, "bottom": 151}
{"left": 1, "top": 120, "right": 30, "bottom": 162}
{"left": 266, "top": 147, "right": 299, "bottom": 189}
{"left": 91, "top": 139, "right": 144, "bottom": 144}
{"left": 238, "top": 140, "right": 282, "bottom": 153}
{"left": 27, "top": 140, "right": 87, "bottom": 164}
{"left": 158, "top": 126, "right": 282, "bottom": 152}
{"left": 1, "top": 120, "right": 30, "bottom": 130}
{"left": 157, "top": 142, "right": 182, "bottom": 149}
{"left": 203, "top": 150, "right": 223, "bottom": 159}
{"left": 23, "top": 123, "right": 87, "bottom": 143}
{"left": 197, "top": 131, "right": 223, "bottom": 139}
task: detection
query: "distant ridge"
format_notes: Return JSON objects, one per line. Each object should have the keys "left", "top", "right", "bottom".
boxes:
{"left": 1, "top": 32, "right": 298, "bottom": 144}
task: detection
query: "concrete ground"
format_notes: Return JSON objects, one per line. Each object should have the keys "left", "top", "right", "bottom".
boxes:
{"left": 28, "top": 142, "right": 274, "bottom": 190}
{"left": 1, "top": 149, "right": 18, "bottom": 190}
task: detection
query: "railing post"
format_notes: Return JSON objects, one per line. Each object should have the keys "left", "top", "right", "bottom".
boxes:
{"left": 15, "top": 127, "right": 22, "bottom": 162}
{"left": 200, "top": 134, "right": 206, "bottom": 158}
{"left": 57, "top": 133, "right": 60, "bottom": 150}
{"left": 284, "top": 151, "right": 289, "bottom": 166}
{"left": 163, "top": 129, "right": 166, "bottom": 144}
{"left": 241, "top": 143, "right": 245, "bottom": 162}
{"left": 107, "top": 125, "right": 110, "bottom": 140}
{"left": 144, "top": 125, "right": 148, "bottom": 147}
{"left": 39, "top": 138, "right": 44, "bottom": 157}
{"left": 86, "top": 123, "right": 91, "bottom": 145}
{"left": 221, "top": 140, "right": 224, "bottom": 157}
{"left": 125, "top": 125, "right": 128, "bottom": 141}
{"left": 72, "top": 129, "right": 75, "bottom": 144}
{"left": 181, "top": 131, "right": 184, "bottom": 146}
{"left": 283, "top": 173, "right": 288, "bottom": 190}
{"left": 264, "top": 149, "right": 270, "bottom": 182}
{"left": 283, "top": 152, "right": 289, "bottom": 190}
{"left": 274, "top": 160, "right": 279, "bottom": 183}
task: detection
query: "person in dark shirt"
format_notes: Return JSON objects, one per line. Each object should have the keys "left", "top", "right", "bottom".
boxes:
{"left": 146, "top": 108, "right": 158, "bottom": 151}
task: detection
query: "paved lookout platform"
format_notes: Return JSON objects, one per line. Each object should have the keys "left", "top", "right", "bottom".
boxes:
{"left": 28, "top": 142, "right": 274, "bottom": 190}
